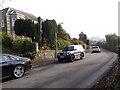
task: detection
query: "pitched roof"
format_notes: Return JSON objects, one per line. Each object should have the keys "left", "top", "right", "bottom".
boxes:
{"left": 0, "top": 7, "right": 37, "bottom": 22}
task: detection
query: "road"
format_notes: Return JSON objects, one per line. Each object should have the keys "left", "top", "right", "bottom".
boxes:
{"left": 2, "top": 49, "right": 117, "bottom": 88}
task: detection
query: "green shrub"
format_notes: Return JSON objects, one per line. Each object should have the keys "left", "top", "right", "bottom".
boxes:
{"left": 1, "top": 32, "right": 13, "bottom": 48}
{"left": 22, "top": 39, "right": 34, "bottom": 52}
{"left": 12, "top": 39, "right": 34, "bottom": 53}
{"left": 12, "top": 39, "right": 23, "bottom": 53}
{"left": 57, "top": 40, "right": 69, "bottom": 50}
{"left": 23, "top": 52, "right": 36, "bottom": 59}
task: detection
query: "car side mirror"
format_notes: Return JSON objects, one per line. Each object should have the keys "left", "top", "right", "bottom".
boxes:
{"left": 74, "top": 49, "right": 77, "bottom": 51}
{"left": 16, "top": 58, "right": 20, "bottom": 60}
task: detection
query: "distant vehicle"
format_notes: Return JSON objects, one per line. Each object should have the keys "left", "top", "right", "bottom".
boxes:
{"left": 91, "top": 46, "right": 101, "bottom": 53}
{"left": 0, "top": 54, "right": 32, "bottom": 79}
{"left": 57, "top": 45, "right": 85, "bottom": 62}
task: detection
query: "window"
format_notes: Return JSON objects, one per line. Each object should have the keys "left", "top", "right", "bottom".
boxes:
{"left": 12, "top": 17, "right": 16, "bottom": 26}
{"left": 9, "top": 55, "right": 20, "bottom": 60}
{"left": 1, "top": 20, "right": 4, "bottom": 27}
{"left": 1, "top": 55, "right": 10, "bottom": 62}
{"left": 10, "top": 56, "right": 17, "bottom": 60}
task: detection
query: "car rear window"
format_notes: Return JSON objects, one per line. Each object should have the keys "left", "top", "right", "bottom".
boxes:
{"left": 0, "top": 55, "right": 11, "bottom": 62}
{"left": 92, "top": 46, "right": 99, "bottom": 49}
{"left": 0, "top": 56, "right": 2, "bottom": 63}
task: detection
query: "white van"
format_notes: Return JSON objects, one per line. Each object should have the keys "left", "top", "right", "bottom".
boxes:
{"left": 57, "top": 45, "right": 85, "bottom": 62}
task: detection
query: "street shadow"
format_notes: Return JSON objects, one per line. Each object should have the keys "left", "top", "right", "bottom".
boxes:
{"left": 2, "top": 77, "right": 14, "bottom": 83}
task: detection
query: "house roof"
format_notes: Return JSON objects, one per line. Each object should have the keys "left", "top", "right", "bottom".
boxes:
{"left": 0, "top": 7, "right": 38, "bottom": 22}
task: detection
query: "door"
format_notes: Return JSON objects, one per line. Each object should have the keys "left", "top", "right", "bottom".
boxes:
{"left": 1, "top": 55, "right": 13, "bottom": 78}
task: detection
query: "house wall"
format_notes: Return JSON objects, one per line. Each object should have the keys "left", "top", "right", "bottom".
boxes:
{"left": 0, "top": 7, "right": 38, "bottom": 39}
{"left": 0, "top": 11, "right": 6, "bottom": 32}
{"left": 6, "top": 15, "right": 11, "bottom": 35}
{"left": 0, "top": 11, "right": 2, "bottom": 32}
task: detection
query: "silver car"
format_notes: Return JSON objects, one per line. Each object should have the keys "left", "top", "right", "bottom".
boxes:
{"left": 91, "top": 46, "right": 100, "bottom": 53}
{"left": 57, "top": 45, "right": 85, "bottom": 62}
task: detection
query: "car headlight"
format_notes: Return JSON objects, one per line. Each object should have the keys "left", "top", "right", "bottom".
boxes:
{"left": 66, "top": 53, "right": 70, "bottom": 55}
{"left": 57, "top": 53, "right": 60, "bottom": 56}
{"left": 26, "top": 58, "right": 31, "bottom": 61}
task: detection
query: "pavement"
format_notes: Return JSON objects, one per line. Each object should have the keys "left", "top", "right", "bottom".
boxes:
{"left": 32, "top": 58, "right": 58, "bottom": 68}
{"left": 31, "top": 49, "right": 91, "bottom": 68}
{"left": 31, "top": 52, "right": 91, "bottom": 68}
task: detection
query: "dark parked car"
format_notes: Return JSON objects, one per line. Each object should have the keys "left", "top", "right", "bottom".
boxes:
{"left": 0, "top": 54, "right": 32, "bottom": 79}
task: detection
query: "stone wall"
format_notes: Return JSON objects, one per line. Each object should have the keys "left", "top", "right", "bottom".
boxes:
{"left": 35, "top": 50, "right": 61, "bottom": 60}
{"left": 35, "top": 49, "right": 89, "bottom": 60}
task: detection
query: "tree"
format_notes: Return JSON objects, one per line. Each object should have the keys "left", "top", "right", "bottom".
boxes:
{"left": 96, "top": 34, "right": 119, "bottom": 53}
{"left": 71, "top": 38, "right": 81, "bottom": 45}
{"left": 14, "top": 19, "right": 36, "bottom": 41}
{"left": 86, "top": 39, "right": 90, "bottom": 45}
{"left": 34, "top": 17, "right": 42, "bottom": 48}
{"left": 79, "top": 32, "right": 87, "bottom": 44}
{"left": 42, "top": 19, "right": 58, "bottom": 49}
{"left": 105, "top": 34, "right": 118, "bottom": 52}
{"left": 57, "top": 24, "right": 71, "bottom": 41}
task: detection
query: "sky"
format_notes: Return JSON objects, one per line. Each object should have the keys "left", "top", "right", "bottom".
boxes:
{"left": 0, "top": 0, "right": 119, "bottom": 40}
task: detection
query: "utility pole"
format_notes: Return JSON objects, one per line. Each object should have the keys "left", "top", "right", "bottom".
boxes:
{"left": 55, "top": 22, "right": 63, "bottom": 58}
{"left": 55, "top": 32, "right": 57, "bottom": 58}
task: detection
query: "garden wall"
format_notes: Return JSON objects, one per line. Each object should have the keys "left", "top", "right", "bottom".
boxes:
{"left": 35, "top": 50, "right": 61, "bottom": 60}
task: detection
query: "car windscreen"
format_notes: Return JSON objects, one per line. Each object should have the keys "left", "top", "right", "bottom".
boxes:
{"left": 92, "top": 46, "right": 99, "bottom": 49}
{"left": 63, "top": 46, "right": 74, "bottom": 51}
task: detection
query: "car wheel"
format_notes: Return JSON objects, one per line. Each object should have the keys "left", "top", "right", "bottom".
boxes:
{"left": 58, "top": 59, "right": 63, "bottom": 63}
{"left": 13, "top": 65, "right": 25, "bottom": 78}
{"left": 70, "top": 55, "right": 74, "bottom": 62}
{"left": 80, "top": 53, "right": 84, "bottom": 59}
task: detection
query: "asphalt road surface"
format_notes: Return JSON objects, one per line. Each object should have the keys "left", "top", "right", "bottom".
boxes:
{"left": 2, "top": 49, "right": 117, "bottom": 88}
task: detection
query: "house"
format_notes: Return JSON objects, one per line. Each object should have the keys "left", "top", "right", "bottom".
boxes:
{"left": 0, "top": 7, "right": 38, "bottom": 39}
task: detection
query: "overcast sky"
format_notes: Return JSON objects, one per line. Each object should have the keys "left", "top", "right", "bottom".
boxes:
{"left": 0, "top": 0, "right": 119, "bottom": 40}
